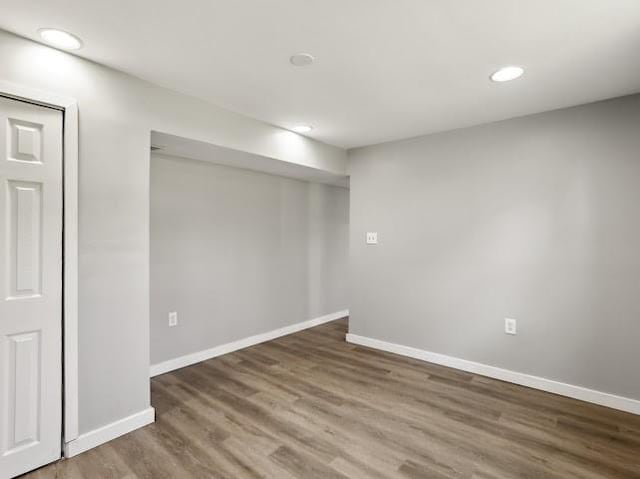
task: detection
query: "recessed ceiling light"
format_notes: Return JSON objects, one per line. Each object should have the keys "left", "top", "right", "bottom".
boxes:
{"left": 291, "top": 125, "right": 313, "bottom": 133}
{"left": 490, "top": 66, "right": 524, "bottom": 82}
{"left": 38, "top": 28, "right": 83, "bottom": 50}
{"left": 290, "top": 53, "right": 314, "bottom": 67}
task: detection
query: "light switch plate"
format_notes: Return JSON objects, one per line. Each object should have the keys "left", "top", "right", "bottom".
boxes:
{"left": 366, "top": 232, "right": 378, "bottom": 245}
{"left": 169, "top": 312, "right": 178, "bottom": 327}
{"left": 505, "top": 318, "right": 517, "bottom": 335}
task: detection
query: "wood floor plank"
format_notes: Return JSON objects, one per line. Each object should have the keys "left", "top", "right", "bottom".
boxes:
{"left": 21, "top": 318, "right": 640, "bottom": 478}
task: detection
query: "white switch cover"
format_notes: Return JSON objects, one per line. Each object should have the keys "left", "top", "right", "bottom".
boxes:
{"left": 169, "top": 311, "right": 178, "bottom": 327}
{"left": 505, "top": 318, "right": 517, "bottom": 335}
{"left": 366, "top": 232, "right": 378, "bottom": 245}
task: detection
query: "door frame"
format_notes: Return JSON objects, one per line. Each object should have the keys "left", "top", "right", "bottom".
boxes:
{"left": 0, "top": 81, "right": 79, "bottom": 449}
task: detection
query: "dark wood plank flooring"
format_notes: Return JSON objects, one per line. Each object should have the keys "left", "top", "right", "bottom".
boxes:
{"left": 23, "top": 318, "right": 640, "bottom": 478}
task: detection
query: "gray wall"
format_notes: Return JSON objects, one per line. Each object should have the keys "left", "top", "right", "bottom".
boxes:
{"left": 0, "top": 29, "right": 346, "bottom": 435}
{"left": 349, "top": 94, "right": 640, "bottom": 401}
{"left": 150, "top": 154, "right": 348, "bottom": 365}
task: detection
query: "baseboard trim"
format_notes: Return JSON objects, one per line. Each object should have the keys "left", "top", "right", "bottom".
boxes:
{"left": 64, "top": 407, "right": 155, "bottom": 458}
{"left": 346, "top": 333, "right": 640, "bottom": 416}
{"left": 150, "top": 309, "right": 349, "bottom": 377}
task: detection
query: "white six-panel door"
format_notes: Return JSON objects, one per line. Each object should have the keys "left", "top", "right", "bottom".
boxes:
{"left": 0, "top": 96, "right": 63, "bottom": 478}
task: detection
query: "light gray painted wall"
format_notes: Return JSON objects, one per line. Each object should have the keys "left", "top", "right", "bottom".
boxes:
{"left": 150, "top": 154, "right": 348, "bottom": 365}
{"left": 0, "top": 29, "right": 346, "bottom": 435}
{"left": 349, "top": 94, "right": 640, "bottom": 401}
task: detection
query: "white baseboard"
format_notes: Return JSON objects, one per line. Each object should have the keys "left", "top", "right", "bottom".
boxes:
{"left": 64, "top": 407, "right": 155, "bottom": 458}
{"left": 346, "top": 333, "right": 640, "bottom": 416}
{"left": 150, "top": 309, "right": 349, "bottom": 377}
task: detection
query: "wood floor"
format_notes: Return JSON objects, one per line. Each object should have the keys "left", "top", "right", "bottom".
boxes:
{"left": 24, "top": 318, "right": 640, "bottom": 478}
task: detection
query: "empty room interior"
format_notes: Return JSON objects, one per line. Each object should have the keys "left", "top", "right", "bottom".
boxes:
{"left": 1, "top": 1, "right": 640, "bottom": 478}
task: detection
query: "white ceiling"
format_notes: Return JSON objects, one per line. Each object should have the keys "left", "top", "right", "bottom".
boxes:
{"left": 2, "top": 0, "right": 640, "bottom": 148}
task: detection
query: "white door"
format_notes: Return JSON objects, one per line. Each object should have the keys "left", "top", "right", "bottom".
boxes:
{"left": 0, "top": 96, "right": 63, "bottom": 478}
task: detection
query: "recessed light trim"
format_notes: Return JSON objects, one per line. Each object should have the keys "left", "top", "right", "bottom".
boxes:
{"left": 291, "top": 125, "right": 313, "bottom": 133}
{"left": 490, "top": 66, "right": 524, "bottom": 82}
{"left": 38, "top": 28, "right": 83, "bottom": 50}
{"left": 290, "top": 53, "right": 314, "bottom": 67}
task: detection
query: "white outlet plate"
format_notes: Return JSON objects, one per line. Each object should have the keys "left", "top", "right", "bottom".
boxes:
{"left": 505, "top": 318, "right": 517, "bottom": 335}
{"left": 366, "top": 232, "right": 378, "bottom": 245}
{"left": 169, "top": 312, "right": 178, "bottom": 327}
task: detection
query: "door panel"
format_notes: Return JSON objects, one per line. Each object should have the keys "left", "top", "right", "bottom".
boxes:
{"left": 0, "top": 96, "right": 63, "bottom": 478}
{"left": 6, "top": 331, "right": 41, "bottom": 452}
{"left": 8, "top": 181, "right": 42, "bottom": 297}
